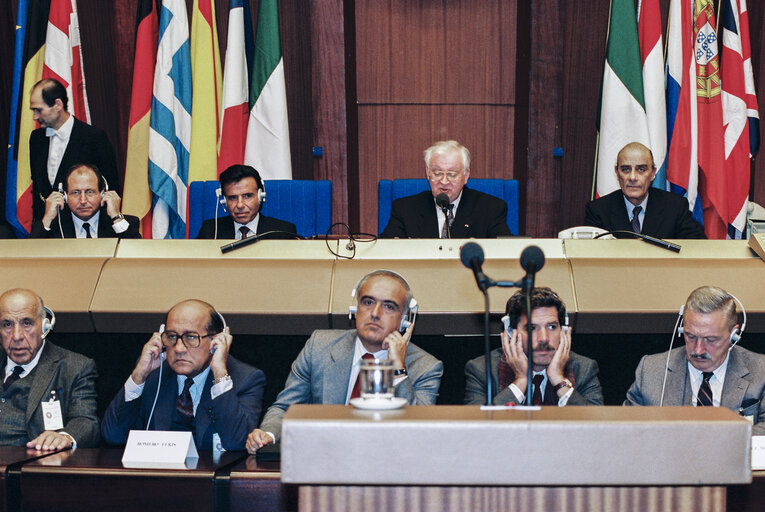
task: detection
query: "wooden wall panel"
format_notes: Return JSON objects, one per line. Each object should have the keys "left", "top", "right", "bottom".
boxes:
{"left": 356, "top": 0, "right": 517, "bottom": 104}
{"left": 357, "top": 104, "right": 515, "bottom": 234}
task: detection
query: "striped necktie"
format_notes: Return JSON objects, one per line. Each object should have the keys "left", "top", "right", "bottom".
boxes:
{"left": 697, "top": 372, "right": 714, "bottom": 406}
{"left": 3, "top": 366, "right": 23, "bottom": 391}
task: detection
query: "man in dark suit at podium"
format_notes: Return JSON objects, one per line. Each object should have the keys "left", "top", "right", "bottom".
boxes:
{"left": 625, "top": 286, "right": 765, "bottom": 434}
{"left": 380, "top": 140, "right": 512, "bottom": 238}
{"left": 584, "top": 142, "right": 705, "bottom": 239}
{"left": 196, "top": 165, "right": 297, "bottom": 240}
{"left": 29, "top": 78, "right": 119, "bottom": 222}
{"left": 464, "top": 287, "right": 603, "bottom": 406}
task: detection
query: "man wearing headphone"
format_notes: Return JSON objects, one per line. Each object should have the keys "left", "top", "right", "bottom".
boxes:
{"left": 195, "top": 164, "right": 297, "bottom": 240}
{"left": 0, "top": 288, "right": 99, "bottom": 449}
{"left": 29, "top": 163, "right": 140, "bottom": 239}
{"left": 624, "top": 286, "right": 765, "bottom": 434}
{"left": 464, "top": 287, "right": 603, "bottom": 406}
{"left": 101, "top": 300, "right": 265, "bottom": 451}
{"left": 246, "top": 270, "right": 443, "bottom": 452}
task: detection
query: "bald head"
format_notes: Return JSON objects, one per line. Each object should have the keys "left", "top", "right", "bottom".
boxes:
{"left": 0, "top": 289, "right": 47, "bottom": 365}
{"left": 615, "top": 142, "right": 657, "bottom": 206}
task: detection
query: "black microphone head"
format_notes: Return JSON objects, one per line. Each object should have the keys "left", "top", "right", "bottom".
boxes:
{"left": 520, "top": 245, "right": 545, "bottom": 273}
{"left": 460, "top": 242, "right": 484, "bottom": 268}
{"left": 435, "top": 193, "right": 450, "bottom": 209}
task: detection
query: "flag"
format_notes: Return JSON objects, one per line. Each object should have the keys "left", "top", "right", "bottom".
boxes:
{"left": 720, "top": 0, "right": 759, "bottom": 238}
{"left": 694, "top": 0, "right": 727, "bottom": 239}
{"left": 148, "top": 0, "right": 192, "bottom": 239}
{"left": 637, "top": 0, "right": 666, "bottom": 190}
{"left": 6, "top": 0, "right": 49, "bottom": 236}
{"left": 594, "top": 0, "right": 649, "bottom": 197}
{"left": 666, "top": 0, "right": 701, "bottom": 223}
{"left": 737, "top": 0, "right": 759, "bottom": 159}
{"left": 244, "top": 0, "right": 291, "bottom": 179}
{"left": 123, "top": 0, "right": 158, "bottom": 238}
{"left": 218, "top": 0, "right": 252, "bottom": 174}
{"left": 42, "top": 0, "right": 89, "bottom": 122}
{"left": 188, "top": 0, "right": 222, "bottom": 187}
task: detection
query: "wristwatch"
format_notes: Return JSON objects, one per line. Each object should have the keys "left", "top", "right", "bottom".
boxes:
{"left": 111, "top": 213, "right": 125, "bottom": 223}
{"left": 394, "top": 368, "right": 408, "bottom": 376}
{"left": 552, "top": 378, "right": 573, "bottom": 392}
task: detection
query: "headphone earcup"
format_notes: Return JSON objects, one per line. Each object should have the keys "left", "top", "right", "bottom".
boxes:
{"left": 677, "top": 326, "right": 684, "bottom": 336}
{"left": 258, "top": 189, "right": 266, "bottom": 204}
{"left": 730, "top": 329, "right": 741, "bottom": 344}
{"left": 42, "top": 318, "right": 52, "bottom": 335}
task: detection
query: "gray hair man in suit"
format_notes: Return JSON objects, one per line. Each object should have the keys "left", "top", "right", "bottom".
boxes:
{"left": 246, "top": 270, "right": 443, "bottom": 452}
{"left": 0, "top": 288, "right": 98, "bottom": 450}
{"left": 625, "top": 286, "right": 765, "bottom": 434}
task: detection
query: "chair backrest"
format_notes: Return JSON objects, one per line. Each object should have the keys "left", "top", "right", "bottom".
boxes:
{"left": 377, "top": 178, "right": 519, "bottom": 235}
{"left": 188, "top": 179, "right": 332, "bottom": 239}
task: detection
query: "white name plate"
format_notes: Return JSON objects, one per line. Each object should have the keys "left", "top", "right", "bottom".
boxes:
{"left": 122, "top": 430, "right": 199, "bottom": 469}
{"left": 752, "top": 435, "right": 765, "bottom": 470}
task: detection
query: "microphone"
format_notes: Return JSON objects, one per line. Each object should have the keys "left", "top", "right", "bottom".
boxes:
{"left": 460, "top": 242, "right": 494, "bottom": 292}
{"left": 520, "top": 245, "right": 545, "bottom": 274}
{"left": 594, "top": 230, "right": 681, "bottom": 253}
{"left": 436, "top": 193, "right": 451, "bottom": 238}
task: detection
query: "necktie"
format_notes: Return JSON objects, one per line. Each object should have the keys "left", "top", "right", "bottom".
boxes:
{"left": 631, "top": 206, "right": 642, "bottom": 234}
{"left": 175, "top": 378, "right": 195, "bottom": 425}
{"left": 83, "top": 222, "right": 93, "bottom": 238}
{"left": 3, "top": 366, "right": 23, "bottom": 391}
{"left": 440, "top": 204, "right": 454, "bottom": 239}
{"left": 350, "top": 353, "right": 375, "bottom": 400}
{"left": 697, "top": 372, "right": 714, "bottom": 406}
{"left": 239, "top": 226, "right": 251, "bottom": 239}
{"left": 531, "top": 374, "right": 545, "bottom": 406}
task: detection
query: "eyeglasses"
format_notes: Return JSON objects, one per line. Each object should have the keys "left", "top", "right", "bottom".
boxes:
{"left": 67, "top": 189, "right": 99, "bottom": 198}
{"left": 161, "top": 331, "right": 216, "bottom": 349}
{"left": 428, "top": 169, "right": 463, "bottom": 181}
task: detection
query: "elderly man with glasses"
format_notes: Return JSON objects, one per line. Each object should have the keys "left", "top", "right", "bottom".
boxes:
{"left": 380, "top": 140, "right": 513, "bottom": 238}
{"left": 102, "top": 300, "right": 265, "bottom": 451}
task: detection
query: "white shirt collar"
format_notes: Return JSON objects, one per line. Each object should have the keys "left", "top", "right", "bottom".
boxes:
{"left": 233, "top": 213, "right": 260, "bottom": 239}
{"left": 5, "top": 340, "right": 47, "bottom": 379}
{"left": 622, "top": 192, "right": 649, "bottom": 217}
{"left": 687, "top": 354, "right": 730, "bottom": 407}
{"left": 71, "top": 210, "right": 101, "bottom": 238}
{"left": 46, "top": 114, "right": 74, "bottom": 139}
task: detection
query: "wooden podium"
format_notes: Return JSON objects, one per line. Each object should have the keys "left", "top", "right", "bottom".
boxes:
{"left": 281, "top": 405, "right": 751, "bottom": 512}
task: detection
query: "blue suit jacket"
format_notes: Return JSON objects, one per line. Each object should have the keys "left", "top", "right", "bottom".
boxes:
{"left": 101, "top": 356, "right": 265, "bottom": 450}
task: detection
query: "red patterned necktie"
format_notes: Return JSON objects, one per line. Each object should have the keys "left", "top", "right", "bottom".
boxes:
{"left": 175, "top": 378, "right": 195, "bottom": 424}
{"left": 697, "top": 372, "right": 714, "bottom": 406}
{"left": 350, "top": 353, "right": 375, "bottom": 400}
{"left": 531, "top": 374, "right": 545, "bottom": 406}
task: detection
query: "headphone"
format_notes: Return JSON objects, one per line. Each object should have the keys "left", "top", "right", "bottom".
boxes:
{"left": 348, "top": 271, "right": 418, "bottom": 332}
{"left": 41, "top": 306, "right": 56, "bottom": 339}
{"left": 676, "top": 293, "right": 747, "bottom": 349}
{"left": 158, "top": 310, "right": 227, "bottom": 354}
{"left": 501, "top": 310, "right": 569, "bottom": 336}
{"left": 60, "top": 166, "right": 109, "bottom": 202}
{"left": 213, "top": 180, "right": 266, "bottom": 240}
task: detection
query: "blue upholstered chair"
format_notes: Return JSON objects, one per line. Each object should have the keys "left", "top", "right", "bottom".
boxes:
{"left": 188, "top": 180, "right": 332, "bottom": 239}
{"left": 377, "top": 179, "right": 519, "bottom": 236}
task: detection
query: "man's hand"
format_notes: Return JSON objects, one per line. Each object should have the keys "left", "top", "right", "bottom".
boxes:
{"left": 131, "top": 332, "right": 164, "bottom": 385}
{"left": 246, "top": 429, "right": 274, "bottom": 454}
{"left": 546, "top": 327, "right": 571, "bottom": 388}
{"left": 382, "top": 323, "right": 414, "bottom": 370}
{"left": 210, "top": 327, "right": 232, "bottom": 381}
{"left": 26, "top": 431, "right": 73, "bottom": 451}
{"left": 101, "top": 190, "right": 122, "bottom": 219}
{"left": 501, "top": 329, "right": 528, "bottom": 391}
{"left": 42, "top": 191, "right": 66, "bottom": 229}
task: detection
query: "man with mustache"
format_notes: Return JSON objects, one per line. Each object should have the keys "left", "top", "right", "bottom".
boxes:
{"left": 624, "top": 286, "right": 765, "bottom": 434}
{"left": 464, "top": 287, "right": 603, "bottom": 406}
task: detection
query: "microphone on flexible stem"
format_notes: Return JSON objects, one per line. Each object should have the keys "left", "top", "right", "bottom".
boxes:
{"left": 460, "top": 242, "right": 495, "bottom": 405}
{"left": 519, "top": 245, "right": 545, "bottom": 406}
{"left": 436, "top": 193, "right": 451, "bottom": 239}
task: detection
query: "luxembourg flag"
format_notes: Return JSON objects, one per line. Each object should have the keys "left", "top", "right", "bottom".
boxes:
{"left": 42, "top": 0, "right": 90, "bottom": 122}
{"left": 218, "top": 0, "right": 251, "bottom": 174}
{"left": 148, "top": 0, "right": 192, "bottom": 239}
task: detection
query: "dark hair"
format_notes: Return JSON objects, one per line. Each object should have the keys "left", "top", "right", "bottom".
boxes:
{"left": 63, "top": 163, "right": 107, "bottom": 192}
{"left": 34, "top": 78, "right": 69, "bottom": 111}
{"left": 505, "top": 287, "right": 566, "bottom": 329}
{"left": 206, "top": 309, "right": 225, "bottom": 334}
{"left": 219, "top": 165, "right": 264, "bottom": 192}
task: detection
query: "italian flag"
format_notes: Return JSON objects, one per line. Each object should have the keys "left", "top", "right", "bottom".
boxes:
{"left": 243, "top": 0, "right": 291, "bottom": 179}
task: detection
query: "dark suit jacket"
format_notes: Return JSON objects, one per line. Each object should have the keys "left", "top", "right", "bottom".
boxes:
{"left": 463, "top": 348, "right": 603, "bottom": 406}
{"left": 584, "top": 189, "right": 706, "bottom": 239}
{"left": 101, "top": 356, "right": 265, "bottom": 450}
{"left": 29, "top": 206, "right": 141, "bottom": 239}
{"left": 624, "top": 346, "right": 765, "bottom": 435}
{"left": 0, "top": 342, "right": 99, "bottom": 447}
{"left": 259, "top": 329, "right": 443, "bottom": 441}
{"left": 30, "top": 117, "right": 119, "bottom": 221}
{"left": 381, "top": 187, "right": 513, "bottom": 238}
{"left": 196, "top": 214, "right": 298, "bottom": 240}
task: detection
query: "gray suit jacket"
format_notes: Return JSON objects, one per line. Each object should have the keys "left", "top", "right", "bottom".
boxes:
{"left": 464, "top": 348, "right": 603, "bottom": 406}
{"left": 259, "top": 329, "right": 443, "bottom": 441}
{"left": 624, "top": 346, "right": 765, "bottom": 434}
{"left": 1, "top": 342, "right": 99, "bottom": 447}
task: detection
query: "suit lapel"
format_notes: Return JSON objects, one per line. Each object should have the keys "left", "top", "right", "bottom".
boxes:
{"left": 416, "top": 194, "right": 439, "bottom": 238}
{"left": 54, "top": 118, "right": 81, "bottom": 186}
{"left": 152, "top": 365, "right": 179, "bottom": 430}
{"left": 219, "top": 217, "right": 236, "bottom": 239}
{"left": 664, "top": 349, "right": 692, "bottom": 406}
{"left": 195, "top": 372, "right": 214, "bottom": 442}
{"left": 25, "top": 344, "right": 61, "bottom": 423}
{"left": 326, "top": 332, "right": 356, "bottom": 404}
{"left": 720, "top": 351, "right": 749, "bottom": 411}
{"left": 608, "top": 192, "right": 633, "bottom": 232}
{"left": 451, "top": 188, "right": 474, "bottom": 237}
{"left": 641, "top": 191, "right": 665, "bottom": 236}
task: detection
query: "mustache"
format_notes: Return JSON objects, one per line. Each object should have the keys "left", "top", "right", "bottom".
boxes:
{"left": 535, "top": 342, "right": 554, "bottom": 351}
{"left": 690, "top": 352, "right": 712, "bottom": 360}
